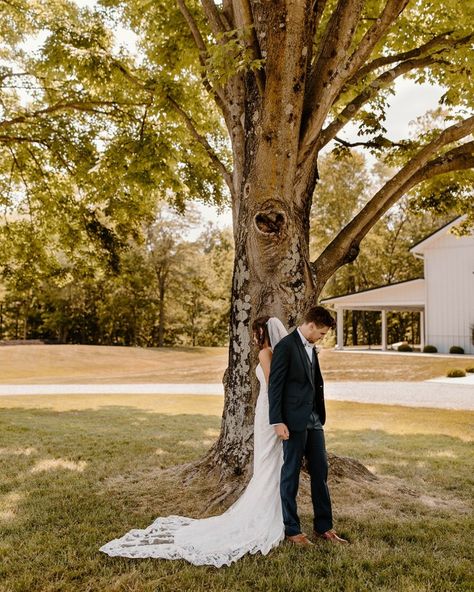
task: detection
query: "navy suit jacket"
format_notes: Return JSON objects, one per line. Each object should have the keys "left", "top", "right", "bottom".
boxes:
{"left": 268, "top": 329, "right": 326, "bottom": 431}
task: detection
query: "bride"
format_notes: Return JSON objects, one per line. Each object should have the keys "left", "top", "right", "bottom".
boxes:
{"left": 99, "top": 316, "right": 288, "bottom": 567}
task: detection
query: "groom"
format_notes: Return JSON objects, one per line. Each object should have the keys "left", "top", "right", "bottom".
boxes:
{"left": 268, "top": 306, "right": 348, "bottom": 546}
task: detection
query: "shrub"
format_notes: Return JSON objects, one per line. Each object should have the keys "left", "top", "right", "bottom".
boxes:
{"left": 449, "top": 346, "right": 465, "bottom": 354}
{"left": 423, "top": 345, "right": 438, "bottom": 353}
{"left": 446, "top": 368, "right": 466, "bottom": 378}
{"left": 397, "top": 343, "right": 412, "bottom": 352}
{"left": 465, "top": 366, "right": 474, "bottom": 374}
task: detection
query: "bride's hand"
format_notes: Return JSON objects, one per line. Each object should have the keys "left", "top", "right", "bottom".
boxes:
{"left": 274, "top": 424, "right": 289, "bottom": 440}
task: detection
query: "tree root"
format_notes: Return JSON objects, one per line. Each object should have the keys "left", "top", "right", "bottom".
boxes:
{"left": 174, "top": 450, "right": 376, "bottom": 511}
{"left": 327, "top": 452, "right": 377, "bottom": 482}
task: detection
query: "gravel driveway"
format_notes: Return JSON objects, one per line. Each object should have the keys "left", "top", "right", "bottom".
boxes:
{"left": 0, "top": 379, "right": 472, "bottom": 410}
{"left": 324, "top": 380, "right": 473, "bottom": 410}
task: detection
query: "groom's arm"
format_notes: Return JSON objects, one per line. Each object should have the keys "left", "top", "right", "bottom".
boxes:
{"left": 268, "top": 339, "right": 290, "bottom": 426}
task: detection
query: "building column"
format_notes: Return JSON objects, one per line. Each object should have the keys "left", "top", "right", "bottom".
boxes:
{"left": 420, "top": 310, "right": 425, "bottom": 351}
{"left": 381, "top": 309, "right": 388, "bottom": 351}
{"left": 336, "top": 307, "right": 344, "bottom": 350}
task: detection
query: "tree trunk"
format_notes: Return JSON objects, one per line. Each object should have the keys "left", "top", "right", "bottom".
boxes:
{"left": 204, "top": 150, "right": 320, "bottom": 478}
{"left": 158, "top": 273, "right": 166, "bottom": 347}
{"left": 199, "top": 0, "right": 361, "bottom": 483}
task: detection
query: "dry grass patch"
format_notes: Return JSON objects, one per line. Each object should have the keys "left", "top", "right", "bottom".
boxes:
{"left": 0, "top": 393, "right": 224, "bottom": 414}
{"left": 327, "top": 400, "right": 473, "bottom": 441}
{"left": 0, "top": 491, "right": 25, "bottom": 523}
{"left": 2, "top": 344, "right": 474, "bottom": 386}
{"left": 0, "top": 447, "right": 37, "bottom": 456}
{"left": 30, "top": 458, "right": 88, "bottom": 473}
{"left": 319, "top": 349, "right": 474, "bottom": 381}
{"left": 0, "top": 344, "right": 228, "bottom": 384}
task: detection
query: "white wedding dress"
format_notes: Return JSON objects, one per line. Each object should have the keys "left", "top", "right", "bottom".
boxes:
{"left": 99, "top": 363, "right": 285, "bottom": 567}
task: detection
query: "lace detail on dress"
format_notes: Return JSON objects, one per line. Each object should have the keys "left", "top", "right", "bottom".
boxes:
{"left": 100, "top": 363, "right": 284, "bottom": 567}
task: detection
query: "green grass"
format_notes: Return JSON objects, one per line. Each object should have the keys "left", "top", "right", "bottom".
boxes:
{"left": 0, "top": 396, "right": 473, "bottom": 592}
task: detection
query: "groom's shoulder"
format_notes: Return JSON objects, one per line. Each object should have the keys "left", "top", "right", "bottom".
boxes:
{"left": 274, "top": 330, "right": 295, "bottom": 350}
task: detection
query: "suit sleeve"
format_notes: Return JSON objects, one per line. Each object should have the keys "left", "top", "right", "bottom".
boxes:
{"left": 268, "top": 339, "right": 290, "bottom": 425}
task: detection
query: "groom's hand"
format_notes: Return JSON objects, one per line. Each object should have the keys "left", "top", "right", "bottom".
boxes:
{"left": 274, "top": 423, "right": 289, "bottom": 440}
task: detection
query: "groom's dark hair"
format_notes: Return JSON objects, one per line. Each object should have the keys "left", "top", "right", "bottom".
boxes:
{"left": 303, "top": 306, "right": 336, "bottom": 329}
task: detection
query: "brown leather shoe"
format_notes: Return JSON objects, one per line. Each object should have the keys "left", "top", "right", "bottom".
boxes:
{"left": 313, "top": 529, "right": 349, "bottom": 544}
{"left": 285, "top": 533, "right": 314, "bottom": 546}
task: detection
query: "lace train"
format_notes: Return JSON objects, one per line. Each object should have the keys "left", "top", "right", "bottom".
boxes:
{"left": 100, "top": 364, "right": 284, "bottom": 567}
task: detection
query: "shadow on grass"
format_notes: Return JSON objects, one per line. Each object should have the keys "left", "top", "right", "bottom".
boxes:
{"left": 0, "top": 406, "right": 473, "bottom": 592}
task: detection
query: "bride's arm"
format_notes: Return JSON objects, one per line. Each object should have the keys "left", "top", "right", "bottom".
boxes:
{"left": 258, "top": 347, "right": 272, "bottom": 386}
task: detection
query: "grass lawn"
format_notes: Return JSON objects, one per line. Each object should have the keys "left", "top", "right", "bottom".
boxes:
{"left": 1, "top": 394, "right": 472, "bottom": 592}
{"left": 2, "top": 344, "right": 474, "bottom": 384}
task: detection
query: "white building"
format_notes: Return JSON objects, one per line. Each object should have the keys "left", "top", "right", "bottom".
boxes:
{"left": 321, "top": 218, "right": 474, "bottom": 354}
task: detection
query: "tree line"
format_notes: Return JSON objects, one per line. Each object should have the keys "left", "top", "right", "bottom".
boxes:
{"left": 1, "top": 151, "right": 448, "bottom": 347}
{"left": 0, "top": 207, "right": 233, "bottom": 346}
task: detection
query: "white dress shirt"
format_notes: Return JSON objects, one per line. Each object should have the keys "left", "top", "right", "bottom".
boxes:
{"left": 297, "top": 327, "right": 315, "bottom": 362}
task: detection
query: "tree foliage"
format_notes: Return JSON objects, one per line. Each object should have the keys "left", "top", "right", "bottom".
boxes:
{"left": 0, "top": 208, "right": 233, "bottom": 345}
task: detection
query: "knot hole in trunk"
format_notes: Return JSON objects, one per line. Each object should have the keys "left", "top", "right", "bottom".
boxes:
{"left": 254, "top": 210, "right": 286, "bottom": 237}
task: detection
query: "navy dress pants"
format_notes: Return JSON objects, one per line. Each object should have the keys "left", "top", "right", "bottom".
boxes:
{"left": 280, "top": 428, "right": 333, "bottom": 536}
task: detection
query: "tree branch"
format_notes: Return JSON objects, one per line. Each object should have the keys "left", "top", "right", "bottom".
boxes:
{"left": 302, "top": 0, "right": 329, "bottom": 108}
{"left": 303, "top": 0, "right": 365, "bottom": 120}
{"left": 401, "top": 141, "right": 474, "bottom": 191}
{"left": 316, "top": 54, "right": 443, "bottom": 151}
{"left": 176, "top": 0, "right": 208, "bottom": 55}
{"left": 333, "top": 136, "right": 406, "bottom": 149}
{"left": 339, "top": 31, "right": 473, "bottom": 100}
{"left": 300, "top": 0, "right": 370, "bottom": 167}
{"left": 222, "top": 0, "right": 235, "bottom": 29}
{"left": 300, "top": 0, "right": 410, "bottom": 165}
{"left": 200, "top": 0, "right": 231, "bottom": 35}
{"left": 167, "top": 95, "right": 234, "bottom": 194}
{"left": 343, "top": 0, "right": 410, "bottom": 81}
{"left": 95, "top": 41, "right": 149, "bottom": 89}
{"left": 232, "top": 0, "right": 265, "bottom": 95}
{"left": 0, "top": 135, "right": 50, "bottom": 147}
{"left": 176, "top": 0, "right": 228, "bottom": 118}
{"left": 312, "top": 121, "right": 474, "bottom": 287}
{"left": 312, "top": 0, "right": 329, "bottom": 32}
{"left": 0, "top": 100, "right": 142, "bottom": 128}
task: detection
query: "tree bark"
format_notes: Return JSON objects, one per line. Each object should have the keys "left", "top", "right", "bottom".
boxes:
{"left": 200, "top": 0, "right": 323, "bottom": 477}
{"left": 157, "top": 271, "right": 167, "bottom": 347}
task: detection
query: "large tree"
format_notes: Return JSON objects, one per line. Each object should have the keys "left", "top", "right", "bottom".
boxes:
{"left": 162, "top": 0, "right": 474, "bottom": 478}
{"left": 1, "top": 0, "right": 473, "bottom": 481}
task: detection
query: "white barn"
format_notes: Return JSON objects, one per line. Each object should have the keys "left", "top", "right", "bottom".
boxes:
{"left": 321, "top": 218, "right": 474, "bottom": 354}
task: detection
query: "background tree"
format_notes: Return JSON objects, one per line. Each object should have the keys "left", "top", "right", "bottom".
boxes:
{"left": 311, "top": 150, "right": 451, "bottom": 347}
{"left": 0, "top": 206, "right": 233, "bottom": 345}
